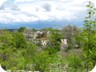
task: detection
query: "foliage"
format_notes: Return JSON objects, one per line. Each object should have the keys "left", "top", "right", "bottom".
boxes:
{"left": 0, "top": 31, "right": 15, "bottom": 46}
{"left": 80, "top": 1, "right": 96, "bottom": 71}
{"left": 32, "top": 28, "right": 37, "bottom": 31}
{"left": 32, "top": 51, "right": 58, "bottom": 72}
{"left": 48, "top": 30, "right": 63, "bottom": 52}
{"left": 0, "top": 5, "right": 96, "bottom": 71}
{"left": 18, "top": 27, "right": 26, "bottom": 32}
{"left": 13, "top": 32, "right": 27, "bottom": 48}
{"left": 68, "top": 54, "right": 83, "bottom": 69}
{"left": 44, "top": 46, "right": 57, "bottom": 54}
{"left": 61, "top": 25, "right": 80, "bottom": 49}
{"left": 0, "top": 31, "right": 27, "bottom": 70}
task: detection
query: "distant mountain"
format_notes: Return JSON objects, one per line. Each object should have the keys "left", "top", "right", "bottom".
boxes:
{"left": 0, "top": 20, "right": 84, "bottom": 29}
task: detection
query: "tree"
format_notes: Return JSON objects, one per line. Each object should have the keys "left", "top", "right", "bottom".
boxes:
{"left": 18, "top": 27, "right": 26, "bottom": 32}
{"left": 0, "top": 30, "right": 15, "bottom": 70}
{"left": 48, "top": 29, "right": 63, "bottom": 52}
{"left": 61, "top": 25, "right": 80, "bottom": 49}
{"left": 0, "top": 31, "right": 27, "bottom": 70}
{"left": 80, "top": 1, "right": 96, "bottom": 71}
{"left": 13, "top": 32, "right": 27, "bottom": 48}
{"left": 33, "top": 51, "right": 58, "bottom": 72}
{"left": 67, "top": 54, "right": 84, "bottom": 72}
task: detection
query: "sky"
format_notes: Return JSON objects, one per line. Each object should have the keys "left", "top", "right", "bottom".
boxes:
{"left": 0, "top": 0, "right": 96, "bottom": 29}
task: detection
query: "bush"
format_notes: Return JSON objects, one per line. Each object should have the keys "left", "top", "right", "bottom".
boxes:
{"left": 67, "top": 54, "right": 84, "bottom": 71}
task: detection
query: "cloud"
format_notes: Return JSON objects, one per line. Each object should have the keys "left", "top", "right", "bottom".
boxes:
{"left": 0, "top": 0, "right": 6, "bottom": 6}
{"left": 42, "top": 3, "right": 51, "bottom": 12}
{"left": 0, "top": 0, "right": 19, "bottom": 11}
{"left": 0, "top": 0, "right": 95, "bottom": 23}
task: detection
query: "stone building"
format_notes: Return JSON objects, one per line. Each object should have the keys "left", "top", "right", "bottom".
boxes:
{"left": 60, "top": 39, "right": 68, "bottom": 51}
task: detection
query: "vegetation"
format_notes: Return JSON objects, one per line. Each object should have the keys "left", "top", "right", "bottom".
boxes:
{"left": 18, "top": 27, "right": 26, "bottom": 32}
{"left": 0, "top": 1, "right": 95, "bottom": 72}
{"left": 61, "top": 25, "right": 80, "bottom": 50}
{"left": 80, "top": 1, "right": 96, "bottom": 71}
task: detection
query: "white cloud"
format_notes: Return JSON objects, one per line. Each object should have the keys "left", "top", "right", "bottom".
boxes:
{"left": 0, "top": 0, "right": 96, "bottom": 23}
{"left": 0, "top": 0, "right": 6, "bottom": 6}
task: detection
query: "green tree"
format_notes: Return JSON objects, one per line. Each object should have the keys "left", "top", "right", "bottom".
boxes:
{"left": 48, "top": 30, "right": 63, "bottom": 52}
{"left": 67, "top": 54, "right": 85, "bottom": 72}
{"left": 80, "top": 1, "right": 96, "bottom": 71}
{"left": 0, "top": 30, "right": 15, "bottom": 70}
{"left": 33, "top": 51, "right": 58, "bottom": 72}
{"left": 13, "top": 32, "right": 27, "bottom": 48}
{"left": 0, "top": 31, "right": 28, "bottom": 70}
{"left": 18, "top": 27, "right": 26, "bottom": 32}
